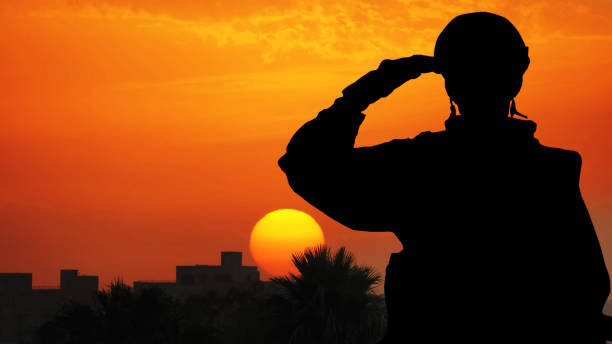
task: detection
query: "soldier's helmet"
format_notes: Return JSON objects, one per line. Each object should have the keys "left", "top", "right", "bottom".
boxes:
{"left": 434, "top": 12, "right": 530, "bottom": 111}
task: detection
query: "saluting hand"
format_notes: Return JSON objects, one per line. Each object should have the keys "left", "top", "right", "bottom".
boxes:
{"left": 342, "top": 55, "right": 438, "bottom": 111}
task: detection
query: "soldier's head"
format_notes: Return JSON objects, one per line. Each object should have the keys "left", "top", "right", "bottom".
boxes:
{"left": 434, "top": 12, "right": 529, "bottom": 120}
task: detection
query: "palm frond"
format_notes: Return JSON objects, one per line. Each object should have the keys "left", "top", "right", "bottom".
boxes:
{"left": 271, "top": 244, "right": 386, "bottom": 344}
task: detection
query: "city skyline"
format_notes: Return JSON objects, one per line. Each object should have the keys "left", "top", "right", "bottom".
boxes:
{"left": 1, "top": 251, "right": 261, "bottom": 290}
{"left": 0, "top": 251, "right": 264, "bottom": 343}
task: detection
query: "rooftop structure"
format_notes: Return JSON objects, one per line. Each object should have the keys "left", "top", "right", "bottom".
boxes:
{"left": 134, "top": 251, "right": 260, "bottom": 299}
{"left": 0, "top": 269, "right": 98, "bottom": 343}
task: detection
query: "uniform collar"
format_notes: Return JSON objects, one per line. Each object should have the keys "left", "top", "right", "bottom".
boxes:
{"left": 444, "top": 115, "right": 538, "bottom": 144}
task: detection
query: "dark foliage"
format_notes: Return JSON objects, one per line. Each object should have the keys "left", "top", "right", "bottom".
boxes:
{"left": 38, "top": 247, "right": 386, "bottom": 344}
{"left": 271, "top": 245, "right": 386, "bottom": 344}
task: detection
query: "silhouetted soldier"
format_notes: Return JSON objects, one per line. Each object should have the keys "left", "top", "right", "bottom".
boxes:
{"left": 278, "top": 12, "right": 610, "bottom": 343}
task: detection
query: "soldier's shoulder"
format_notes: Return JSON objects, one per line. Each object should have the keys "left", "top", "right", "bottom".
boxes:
{"left": 537, "top": 144, "right": 581, "bottom": 164}
{"left": 535, "top": 144, "right": 582, "bottom": 175}
{"left": 410, "top": 130, "right": 447, "bottom": 144}
{"left": 379, "top": 130, "right": 446, "bottom": 149}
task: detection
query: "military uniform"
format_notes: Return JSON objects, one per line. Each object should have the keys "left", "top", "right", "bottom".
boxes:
{"left": 278, "top": 98, "right": 610, "bottom": 343}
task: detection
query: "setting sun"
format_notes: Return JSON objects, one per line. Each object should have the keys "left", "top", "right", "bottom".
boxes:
{"left": 250, "top": 209, "right": 325, "bottom": 277}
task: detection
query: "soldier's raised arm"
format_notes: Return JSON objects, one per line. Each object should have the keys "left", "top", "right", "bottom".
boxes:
{"left": 277, "top": 56, "right": 436, "bottom": 232}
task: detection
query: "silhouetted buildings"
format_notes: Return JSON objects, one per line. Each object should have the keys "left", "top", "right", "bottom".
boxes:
{"left": 134, "top": 251, "right": 260, "bottom": 299}
{"left": 0, "top": 251, "right": 260, "bottom": 342}
{"left": 0, "top": 269, "right": 98, "bottom": 343}
{"left": 59, "top": 269, "right": 99, "bottom": 304}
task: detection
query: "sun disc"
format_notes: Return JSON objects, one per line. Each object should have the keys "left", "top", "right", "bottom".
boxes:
{"left": 250, "top": 209, "right": 325, "bottom": 277}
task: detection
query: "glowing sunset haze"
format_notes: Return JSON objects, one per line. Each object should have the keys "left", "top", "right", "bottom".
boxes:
{"left": 1, "top": 1, "right": 611, "bottom": 291}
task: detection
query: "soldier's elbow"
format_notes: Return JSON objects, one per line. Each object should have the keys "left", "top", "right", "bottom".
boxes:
{"left": 277, "top": 154, "right": 289, "bottom": 173}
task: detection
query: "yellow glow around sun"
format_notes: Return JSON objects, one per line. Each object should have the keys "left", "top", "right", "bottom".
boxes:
{"left": 250, "top": 209, "right": 325, "bottom": 277}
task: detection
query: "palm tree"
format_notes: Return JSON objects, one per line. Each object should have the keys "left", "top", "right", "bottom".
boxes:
{"left": 271, "top": 245, "right": 386, "bottom": 344}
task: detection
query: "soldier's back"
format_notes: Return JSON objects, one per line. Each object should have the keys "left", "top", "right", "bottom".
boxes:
{"left": 381, "top": 117, "right": 609, "bottom": 343}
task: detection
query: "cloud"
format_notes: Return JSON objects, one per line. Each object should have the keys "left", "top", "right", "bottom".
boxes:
{"left": 47, "top": 0, "right": 452, "bottom": 64}
{"left": 78, "top": 0, "right": 300, "bottom": 20}
{"left": 23, "top": 0, "right": 612, "bottom": 68}
{"left": 178, "top": 0, "right": 474, "bottom": 61}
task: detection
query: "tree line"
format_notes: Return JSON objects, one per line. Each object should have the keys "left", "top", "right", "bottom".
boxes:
{"left": 38, "top": 245, "right": 387, "bottom": 344}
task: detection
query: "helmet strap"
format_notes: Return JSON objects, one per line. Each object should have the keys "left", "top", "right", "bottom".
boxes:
{"left": 510, "top": 98, "right": 527, "bottom": 119}
{"left": 448, "top": 98, "right": 457, "bottom": 120}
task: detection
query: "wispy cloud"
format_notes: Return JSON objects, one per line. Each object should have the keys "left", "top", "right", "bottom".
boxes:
{"left": 26, "top": 0, "right": 612, "bottom": 67}
{"left": 31, "top": 1, "right": 455, "bottom": 64}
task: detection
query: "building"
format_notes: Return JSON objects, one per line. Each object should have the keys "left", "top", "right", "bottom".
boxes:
{"left": 0, "top": 269, "right": 98, "bottom": 343}
{"left": 134, "top": 251, "right": 260, "bottom": 299}
{"left": 59, "top": 269, "right": 99, "bottom": 305}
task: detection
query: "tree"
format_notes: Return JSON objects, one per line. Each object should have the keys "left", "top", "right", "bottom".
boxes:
{"left": 39, "top": 248, "right": 386, "bottom": 344}
{"left": 271, "top": 245, "right": 386, "bottom": 344}
{"left": 40, "top": 278, "right": 184, "bottom": 344}
{"left": 38, "top": 301, "right": 101, "bottom": 344}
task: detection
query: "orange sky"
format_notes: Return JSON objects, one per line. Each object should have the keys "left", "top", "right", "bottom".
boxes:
{"left": 1, "top": 0, "right": 612, "bottom": 292}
